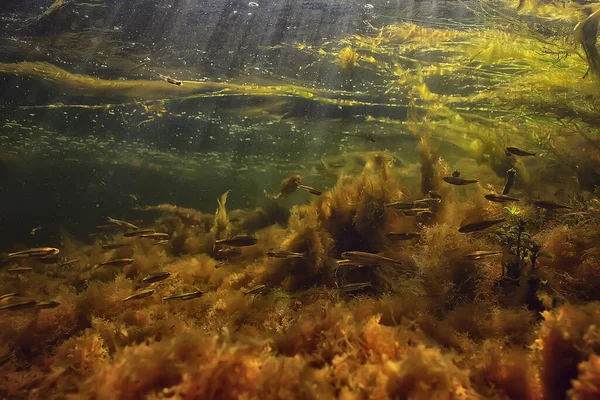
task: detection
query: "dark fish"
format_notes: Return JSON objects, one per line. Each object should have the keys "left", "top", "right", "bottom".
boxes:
{"left": 0, "top": 352, "right": 15, "bottom": 367}
{"left": 245, "top": 284, "right": 266, "bottom": 295}
{"left": 340, "top": 282, "right": 371, "bottom": 292}
{"left": 215, "top": 247, "right": 243, "bottom": 259}
{"left": 7, "top": 247, "right": 59, "bottom": 259}
{"left": 505, "top": 147, "right": 536, "bottom": 156}
{"left": 99, "top": 258, "right": 134, "bottom": 267}
{"left": 341, "top": 251, "right": 403, "bottom": 267}
{"left": 139, "top": 232, "right": 170, "bottom": 241}
{"left": 428, "top": 190, "right": 442, "bottom": 199}
{"left": 141, "top": 271, "right": 171, "bottom": 284}
{"left": 0, "top": 293, "right": 19, "bottom": 301}
{"left": 502, "top": 168, "right": 517, "bottom": 195}
{"left": 466, "top": 251, "right": 504, "bottom": 260}
{"left": 386, "top": 232, "right": 421, "bottom": 240}
{"left": 102, "top": 243, "right": 132, "bottom": 250}
{"left": 7, "top": 267, "right": 33, "bottom": 273}
{"left": 35, "top": 300, "right": 60, "bottom": 309}
{"left": 459, "top": 219, "right": 506, "bottom": 233}
{"left": 266, "top": 250, "right": 305, "bottom": 259}
{"left": 485, "top": 194, "right": 520, "bottom": 203}
{"left": 123, "top": 229, "right": 156, "bottom": 237}
{"left": 533, "top": 200, "right": 572, "bottom": 210}
{"left": 59, "top": 258, "right": 80, "bottom": 268}
{"left": 163, "top": 290, "right": 205, "bottom": 301}
{"left": 215, "top": 236, "right": 258, "bottom": 247}
{"left": 0, "top": 300, "right": 37, "bottom": 311}
{"left": 123, "top": 289, "right": 155, "bottom": 302}
{"left": 107, "top": 217, "right": 139, "bottom": 231}
{"left": 298, "top": 184, "right": 322, "bottom": 196}
{"left": 443, "top": 176, "right": 479, "bottom": 185}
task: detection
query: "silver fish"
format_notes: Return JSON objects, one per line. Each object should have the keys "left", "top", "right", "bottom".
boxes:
{"left": 139, "top": 232, "right": 171, "bottom": 241}
{"left": 107, "top": 217, "right": 139, "bottom": 231}
{"left": 266, "top": 250, "right": 305, "bottom": 259}
{"left": 7, "top": 247, "right": 59, "bottom": 259}
{"left": 402, "top": 208, "right": 433, "bottom": 217}
{"left": 0, "top": 293, "right": 19, "bottom": 301}
{"left": 0, "top": 300, "right": 37, "bottom": 311}
{"left": 414, "top": 198, "right": 441, "bottom": 207}
{"left": 123, "top": 289, "right": 155, "bottom": 302}
{"left": 215, "top": 247, "right": 243, "bottom": 259}
{"left": 297, "top": 184, "right": 322, "bottom": 196}
{"left": 141, "top": 271, "right": 171, "bottom": 284}
{"left": 335, "top": 259, "right": 363, "bottom": 268}
{"left": 341, "top": 251, "right": 403, "bottom": 267}
{"left": 466, "top": 251, "right": 504, "bottom": 260}
{"left": 35, "top": 300, "right": 60, "bottom": 309}
{"left": 163, "top": 290, "right": 204, "bottom": 301}
{"left": 7, "top": 267, "right": 33, "bottom": 273}
{"left": 459, "top": 219, "right": 506, "bottom": 233}
{"left": 340, "top": 282, "right": 372, "bottom": 292}
{"left": 99, "top": 258, "right": 134, "bottom": 267}
{"left": 123, "top": 229, "right": 156, "bottom": 237}
{"left": 245, "top": 284, "right": 266, "bottom": 295}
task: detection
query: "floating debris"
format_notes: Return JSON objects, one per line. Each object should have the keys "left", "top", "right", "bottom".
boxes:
{"left": 505, "top": 147, "right": 536, "bottom": 156}
{"left": 7, "top": 247, "right": 59, "bottom": 259}
{"left": 0, "top": 300, "right": 37, "bottom": 311}
{"left": 533, "top": 200, "right": 572, "bottom": 210}
{"left": 459, "top": 219, "right": 506, "bottom": 233}
{"left": 29, "top": 226, "right": 42, "bottom": 236}
{"left": 141, "top": 271, "right": 171, "bottom": 284}
{"left": 466, "top": 251, "right": 504, "bottom": 260}
{"left": 216, "top": 236, "right": 258, "bottom": 247}
{"left": 163, "top": 290, "right": 205, "bottom": 301}
{"left": 123, "top": 289, "right": 156, "bottom": 302}
{"left": 386, "top": 232, "right": 421, "bottom": 241}
{"left": 266, "top": 250, "right": 305, "bottom": 259}
{"left": 107, "top": 217, "right": 139, "bottom": 231}
{"left": 341, "top": 251, "right": 403, "bottom": 267}
{"left": 35, "top": 300, "right": 60, "bottom": 309}
{"left": 485, "top": 194, "right": 520, "bottom": 203}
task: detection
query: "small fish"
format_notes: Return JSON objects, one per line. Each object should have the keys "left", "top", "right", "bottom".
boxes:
{"left": 414, "top": 198, "right": 441, "bottom": 207}
{"left": 158, "top": 73, "right": 182, "bottom": 86}
{"left": 163, "top": 290, "right": 205, "bottom": 301}
{"left": 7, "top": 247, "right": 59, "bottom": 259}
{"left": 101, "top": 243, "right": 132, "bottom": 250}
{"left": 95, "top": 224, "right": 123, "bottom": 231}
{"left": 141, "top": 271, "right": 171, "bottom": 284}
{"left": 297, "top": 184, "right": 322, "bottom": 196}
{"left": 335, "top": 259, "right": 363, "bottom": 268}
{"left": 244, "top": 284, "right": 266, "bottom": 295}
{"left": 340, "top": 282, "right": 372, "bottom": 292}
{"left": 0, "top": 300, "right": 37, "bottom": 311}
{"left": 502, "top": 168, "right": 517, "bottom": 195}
{"left": 29, "top": 226, "right": 42, "bottom": 236}
{"left": 139, "top": 232, "right": 170, "bottom": 241}
{"left": 0, "top": 293, "right": 18, "bottom": 301}
{"left": 485, "top": 194, "right": 520, "bottom": 203}
{"left": 266, "top": 250, "right": 305, "bottom": 259}
{"left": 402, "top": 208, "right": 433, "bottom": 217}
{"left": 98, "top": 258, "right": 134, "bottom": 267}
{"left": 459, "top": 219, "right": 506, "bottom": 233}
{"left": 123, "top": 229, "right": 156, "bottom": 237}
{"left": 341, "top": 251, "right": 403, "bottom": 267}
{"left": 386, "top": 232, "right": 421, "bottom": 240}
{"left": 443, "top": 176, "right": 479, "bottom": 185}
{"left": 466, "top": 251, "right": 504, "bottom": 260}
{"left": 7, "top": 267, "right": 33, "bottom": 273}
{"left": 428, "top": 190, "right": 442, "bottom": 199}
{"left": 129, "top": 194, "right": 138, "bottom": 202}
{"left": 385, "top": 201, "right": 416, "bottom": 210}
{"left": 35, "top": 300, "right": 60, "bottom": 309}
{"left": 505, "top": 147, "right": 536, "bottom": 156}
{"left": 0, "top": 352, "right": 15, "bottom": 367}
{"left": 123, "top": 289, "right": 155, "bottom": 302}
{"left": 215, "top": 247, "right": 243, "bottom": 259}
{"left": 108, "top": 217, "right": 139, "bottom": 231}
{"left": 215, "top": 236, "right": 258, "bottom": 247}
{"left": 59, "top": 258, "right": 80, "bottom": 268}
{"left": 533, "top": 200, "right": 572, "bottom": 210}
